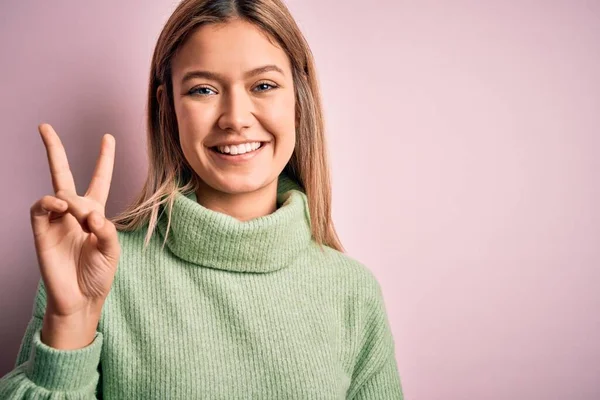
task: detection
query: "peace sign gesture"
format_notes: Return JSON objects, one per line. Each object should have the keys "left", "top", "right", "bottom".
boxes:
{"left": 30, "top": 123, "right": 121, "bottom": 350}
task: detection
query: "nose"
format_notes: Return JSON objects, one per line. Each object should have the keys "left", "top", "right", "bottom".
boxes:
{"left": 217, "top": 86, "right": 254, "bottom": 133}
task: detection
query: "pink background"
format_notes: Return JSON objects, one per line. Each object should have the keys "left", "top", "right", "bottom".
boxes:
{"left": 1, "top": 1, "right": 599, "bottom": 398}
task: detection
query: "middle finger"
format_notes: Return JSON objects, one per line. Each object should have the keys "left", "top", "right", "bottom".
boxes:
{"left": 85, "top": 133, "right": 116, "bottom": 207}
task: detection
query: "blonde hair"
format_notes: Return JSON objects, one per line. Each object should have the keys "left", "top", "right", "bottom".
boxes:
{"left": 111, "top": 0, "right": 344, "bottom": 252}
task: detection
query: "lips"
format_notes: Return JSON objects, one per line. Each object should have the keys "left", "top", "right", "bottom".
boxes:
{"left": 208, "top": 141, "right": 269, "bottom": 163}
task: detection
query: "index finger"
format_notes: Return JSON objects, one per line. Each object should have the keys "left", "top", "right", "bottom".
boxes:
{"left": 38, "top": 123, "right": 77, "bottom": 195}
{"left": 85, "top": 133, "right": 116, "bottom": 206}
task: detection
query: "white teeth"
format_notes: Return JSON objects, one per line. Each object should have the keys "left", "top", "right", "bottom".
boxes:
{"left": 217, "top": 142, "right": 262, "bottom": 155}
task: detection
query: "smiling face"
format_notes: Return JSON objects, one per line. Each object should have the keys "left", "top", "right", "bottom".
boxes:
{"left": 168, "top": 19, "right": 296, "bottom": 197}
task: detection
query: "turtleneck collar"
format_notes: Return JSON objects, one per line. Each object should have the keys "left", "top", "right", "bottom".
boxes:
{"left": 156, "top": 173, "right": 313, "bottom": 273}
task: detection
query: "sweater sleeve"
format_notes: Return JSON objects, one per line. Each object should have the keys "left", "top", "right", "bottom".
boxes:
{"left": 0, "top": 279, "right": 103, "bottom": 399}
{"left": 346, "top": 276, "right": 404, "bottom": 399}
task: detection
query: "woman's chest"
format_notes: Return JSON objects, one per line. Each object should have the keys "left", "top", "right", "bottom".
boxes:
{"left": 99, "top": 269, "right": 353, "bottom": 399}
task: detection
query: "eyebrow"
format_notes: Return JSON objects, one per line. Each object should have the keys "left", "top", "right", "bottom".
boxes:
{"left": 181, "top": 64, "right": 285, "bottom": 85}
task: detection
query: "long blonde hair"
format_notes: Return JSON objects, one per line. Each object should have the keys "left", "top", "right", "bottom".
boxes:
{"left": 111, "top": 0, "right": 344, "bottom": 252}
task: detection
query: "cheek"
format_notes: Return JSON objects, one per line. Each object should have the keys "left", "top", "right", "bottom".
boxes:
{"left": 260, "top": 94, "right": 296, "bottom": 142}
{"left": 178, "top": 101, "right": 210, "bottom": 129}
{"left": 175, "top": 101, "right": 214, "bottom": 148}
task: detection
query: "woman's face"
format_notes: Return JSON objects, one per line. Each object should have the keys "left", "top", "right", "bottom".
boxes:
{"left": 168, "top": 19, "right": 296, "bottom": 196}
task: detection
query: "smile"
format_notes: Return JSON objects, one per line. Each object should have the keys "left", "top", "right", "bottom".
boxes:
{"left": 212, "top": 141, "right": 265, "bottom": 155}
{"left": 208, "top": 141, "right": 269, "bottom": 163}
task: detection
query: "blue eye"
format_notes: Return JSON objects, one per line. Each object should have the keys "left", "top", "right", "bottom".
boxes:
{"left": 188, "top": 86, "right": 216, "bottom": 96}
{"left": 253, "top": 82, "right": 278, "bottom": 92}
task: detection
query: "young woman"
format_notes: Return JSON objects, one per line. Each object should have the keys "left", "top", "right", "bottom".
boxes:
{"left": 0, "top": 0, "right": 403, "bottom": 398}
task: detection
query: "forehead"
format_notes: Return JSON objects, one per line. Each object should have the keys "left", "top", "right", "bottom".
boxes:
{"left": 171, "top": 19, "right": 291, "bottom": 79}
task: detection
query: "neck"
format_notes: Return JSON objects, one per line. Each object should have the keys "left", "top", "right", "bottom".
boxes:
{"left": 156, "top": 172, "right": 313, "bottom": 273}
{"left": 194, "top": 178, "right": 278, "bottom": 221}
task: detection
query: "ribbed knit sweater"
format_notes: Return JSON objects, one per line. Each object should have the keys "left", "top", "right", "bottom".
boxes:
{"left": 0, "top": 174, "right": 404, "bottom": 399}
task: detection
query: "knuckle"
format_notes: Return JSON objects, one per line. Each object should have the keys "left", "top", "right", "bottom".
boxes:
{"left": 30, "top": 196, "right": 52, "bottom": 213}
{"left": 29, "top": 200, "right": 39, "bottom": 213}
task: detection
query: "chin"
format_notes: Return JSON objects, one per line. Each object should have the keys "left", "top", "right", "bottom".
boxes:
{"left": 206, "top": 170, "right": 274, "bottom": 195}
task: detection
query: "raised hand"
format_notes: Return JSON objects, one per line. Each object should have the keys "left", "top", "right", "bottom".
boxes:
{"left": 30, "top": 123, "right": 120, "bottom": 349}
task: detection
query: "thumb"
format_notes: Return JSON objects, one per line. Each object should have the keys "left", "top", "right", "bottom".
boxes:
{"left": 87, "top": 211, "right": 120, "bottom": 261}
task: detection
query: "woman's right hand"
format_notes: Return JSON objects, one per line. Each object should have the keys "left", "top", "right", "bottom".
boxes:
{"left": 30, "top": 123, "right": 120, "bottom": 350}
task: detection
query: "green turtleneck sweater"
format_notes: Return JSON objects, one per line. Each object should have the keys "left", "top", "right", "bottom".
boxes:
{"left": 0, "top": 175, "right": 403, "bottom": 399}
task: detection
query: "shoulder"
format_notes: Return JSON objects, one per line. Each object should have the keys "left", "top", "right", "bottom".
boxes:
{"left": 113, "top": 226, "right": 163, "bottom": 277}
{"left": 303, "top": 243, "right": 386, "bottom": 306}
{"left": 305, "top": 245, "right": 396, "bottom": 370}
{"left": 115, "top": 223, "right": 158, "bottom": 250}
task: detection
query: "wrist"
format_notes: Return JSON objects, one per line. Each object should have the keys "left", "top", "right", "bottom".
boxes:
{"left": 41, "top": 308, "right": 101, "bottom": 350}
